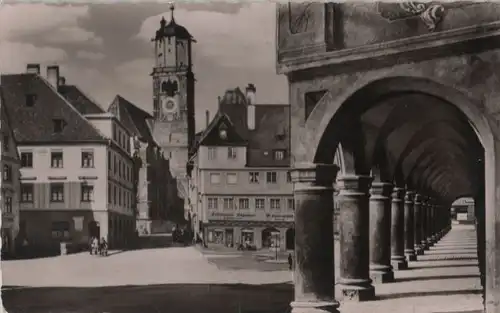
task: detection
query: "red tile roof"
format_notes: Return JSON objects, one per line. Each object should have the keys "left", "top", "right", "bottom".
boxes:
{"left": 0, "top": 73, "right": 107, "bottom": 144}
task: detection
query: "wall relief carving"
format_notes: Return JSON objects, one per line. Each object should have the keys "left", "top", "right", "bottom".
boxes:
{"left": 288, "top": 3, "right": 314, "bottom": 34}
{"left": 377, "top": 1, "right": 446, "bottom": 31}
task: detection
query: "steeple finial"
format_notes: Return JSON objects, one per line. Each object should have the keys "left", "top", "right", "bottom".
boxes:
{"left": 169, "top": 3, "right": 175, "bottom": 22}
{"left": 160, "top": 16, "right": 166, "bottom": 27}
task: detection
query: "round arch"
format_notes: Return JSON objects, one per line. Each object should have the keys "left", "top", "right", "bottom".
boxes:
{"left": 305, "top": 75, "right": 498, "bottom": 313}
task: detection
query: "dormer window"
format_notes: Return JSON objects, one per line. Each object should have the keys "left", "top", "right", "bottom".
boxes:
{"left": 26, "top": 94, "right": 36, "bottom": 107}
{"left": 53, "top": 119, "right": 66, "bottom": 133}
{"left": 274, "top": 150, "right": 285, "bottom": 161}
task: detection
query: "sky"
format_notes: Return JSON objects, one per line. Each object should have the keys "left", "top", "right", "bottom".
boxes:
{"left": 0, "top": 2, "right": 288, "bottom": 131}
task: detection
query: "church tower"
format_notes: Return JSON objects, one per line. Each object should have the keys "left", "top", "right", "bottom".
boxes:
{"left": 151, "top": 4, "right": 196, "bottom": 191}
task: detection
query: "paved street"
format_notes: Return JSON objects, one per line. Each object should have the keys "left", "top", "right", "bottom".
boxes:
{"left": 1, "top": 225, "right": 484, "bottom": 313}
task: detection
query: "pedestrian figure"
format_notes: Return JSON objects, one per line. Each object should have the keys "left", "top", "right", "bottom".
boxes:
{"left": 288, "top": 253, "right": 293, "bottom": 270}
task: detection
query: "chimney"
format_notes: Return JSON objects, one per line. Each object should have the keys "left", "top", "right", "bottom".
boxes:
{"left": 245, "top": 83, "right": 256, "bottom": 105}
{"left": 59, "top": 76, "right": 66, "bottom": 86}
{"left": 26, "top": 64, "right": 40, "bottom": 75}
{"left": 246, "top": 84, "right": 256, "bottom": 130}
{"left": 217, "top": 96, "right": 221, "bottom": 110}
{"left": 205, "top": 110, "right": 210, "bottom": 129}
{"left": 46, "top": 65, "right": 60, "bottom": 89}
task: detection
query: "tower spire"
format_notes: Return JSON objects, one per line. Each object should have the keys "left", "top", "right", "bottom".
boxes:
{"left": 169, "top": 2, "right": 175, "bottom": 22}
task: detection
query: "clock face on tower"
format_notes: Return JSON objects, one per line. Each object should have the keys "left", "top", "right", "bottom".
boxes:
{"left": 161, "top": 96, "right": 178, "bottom": 115}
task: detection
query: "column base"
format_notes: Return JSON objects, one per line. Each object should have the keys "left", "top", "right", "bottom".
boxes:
{"left": 391, "top": 257, "right": 408, "bottom": 270}
{"left": 415, "top": 246, "right": 424, "bottom": 255}
{"left": 404, "top": 249, "right": 417, "bottom": 261}
{"left": 370, "top": 270, "right": 394, "bottom": 283}
{"left": 339, "top": 284, "right": 375, "bottom": 302}
{"left": 291, "top": 301, "right": 340, "bottom": 313}
{"left": 421, "top": 241, "right": 430, "bottom": 251}
{"left": 427, "top": 237, "right": 436, "bottom": 246}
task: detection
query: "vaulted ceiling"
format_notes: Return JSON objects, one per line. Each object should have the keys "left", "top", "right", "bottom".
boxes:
{"left": 337, "top": 92, "right": 483, "bottom": 205}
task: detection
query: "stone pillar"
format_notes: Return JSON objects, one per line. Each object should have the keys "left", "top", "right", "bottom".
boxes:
{"left": 420, "top": 196, "right": 429, "bottom": 251}
{"left": 391, "top": 187, "right": 408, "bottom": 270}
{"left": 427, "top": 199, "right": 436, "bottom": 246}
{"left": 290, "top": 163, "right": 340, "bottom": 313}
{"left": 369, "top": 182, "right": 394, "bottom": 283}
{"left": 413, "top": 193, "right": 424, "bottom": 255}
{"left": 337, "top": 175, "right": 375, "bottom": 301}
{"left": 404, "top": 191, "right": 417, "bottom": 261}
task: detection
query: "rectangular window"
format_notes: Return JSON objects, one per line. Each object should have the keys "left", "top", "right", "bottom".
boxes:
{"left": 50, "top": 183, "right": 64, "bottom": 202}
{"left": 288, "top": 199, "right": 294, "bottom": 211}
{"left": 266, "top": 172, "right": 277, "bottom": 184}
{"left": 223, "top": 198, "right": 234, "bottom": 211}
{"left": 51, "top": 221, "right": 70, "bottom": 240}
{"left": 208, "top": 197, "right": 218, "bottom": 210}
{"left": 21, "top": 184, "right": 34, "bottom": 203}
{"left": 25, "top": 94, "right": 36, "bottom": 107}
{"left": 274, "top": 150, "right": 285, "bottom": 160}
{"left": 226, "top": 173, "right": 237, "bottom": 185}
{"left": 210, "top": 173, "right": 221, "bottom": 184}
{"left": 239, "top": 198, "right": 249, "bottom": 210}
{"left": 249, "top": 172, "right": 259, "bottom": 184}
{"left": 118, "top": 188, "right": 122, "bottom": 206}
{"left": 208, "top": 147, "right": 217, "bottom": 160}
{"left": 81, "top": 184, "right": 94, "bottom": 202}
{"left": 287, "top": 171, "right": 292, "bottom": 183}
{"left": 112, "top": 123, "right": 117, "bottom": 141}
{"left": 227, "top": 147, "right": 237, "bottom": 159}
{"left": 4, "top": 196, "right": 12, "bottom": 213}
{"left": 114, "top": 186, "right": 118, "bottom": 204}
{"left": 50, "top": 151, "right": 63, "bottom": 168}
{"left": 2, "top": 134, "right": 8, "bottom": 151}
{"left": 21, "top": 152, "right": 33, "bottom": 168}
{"left": 270, "top": 198, "right": 281, "bottom": 210}
{"left": 255, "top": 198, "right": 265, "bottom": 210}
{"left": 108, "top": 151, "right": 112, "bottom": 172}
{"left": 53, "top": 119, "right": 66, "bottom": 133}
{"left": 108, "top": 183, "right": 112, "bottom": 204}
{"left": 81, "top": 151, "right": 94, "bottom": 168}
{"left": 3, "top": 165, "right": 12, "bottom": 182}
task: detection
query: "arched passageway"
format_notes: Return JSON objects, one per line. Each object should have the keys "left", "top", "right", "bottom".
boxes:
{"left": 285, "top": 228, "right": 295, "bottom": 250}
{"left": 288, "top": 77, "right": 498, "bottom": 313}
{"left": 261, "top": 227, "right": 280, "bottom": 249}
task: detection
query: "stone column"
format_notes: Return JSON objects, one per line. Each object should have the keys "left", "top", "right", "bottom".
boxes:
{"left": 391, "top": 187, "right": 408, "bottom": 270}
{"left": 337, "top": 175, "right": 375, "bottom": 302}
{"left": 420, "top": 196, "right": 429, "bottom": 251}
{"left": 369, "top": 182, "right": 394, "bottom": 283}
{"left": 413, "top": 193, "right": 424, "bottom": 255}
{"left": 290, "top": 163, "right": 340, "bottom": 313}
{"left": 427, "top": 199, "right": 436, "bottom": 246}
{"left": 404, "top": 191, "right": 417, "bottom": 261}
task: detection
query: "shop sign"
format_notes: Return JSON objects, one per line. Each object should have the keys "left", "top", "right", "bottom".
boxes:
{"left": 266, "top": 213, "right": 294, "bottom": 221}
{"left": 209, "top": 211, "right": 257, "bottom": 221}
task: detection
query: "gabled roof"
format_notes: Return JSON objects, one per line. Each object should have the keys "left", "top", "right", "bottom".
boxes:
{"left": 0, "top": 88, "right": 20, "bottom": 160}
{"left": 108, "top": 95, "right": 155, "bottom": 143}
{"left": 0, "top": 73, "right": 107, "bottom": 144}
{"left": 58, "top": 85, "right": 105, "bottom": 115}
{"left": 197, "top": 112, "right": 246, "bottom": 147}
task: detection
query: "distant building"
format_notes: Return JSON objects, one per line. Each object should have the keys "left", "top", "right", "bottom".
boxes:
{"left": 0, "top": 87, "right": 21, "bottom": 257}
{"left": 188, "top": 85, "right": 294, "bottom": 251}
{"left": 0, "top": 64, "right": 135, "bottom": 251}
{"left": 150, "top": 7, "right": 197, "bottom": 224}
{"left": 108, "top": 95, "right": 184, "bottom": 234}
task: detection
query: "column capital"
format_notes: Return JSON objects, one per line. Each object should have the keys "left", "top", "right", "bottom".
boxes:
{"left": 291, "top": 163, "right": 340, "bottom": 191}
{"left": 405, "top": 190, "right": 415, "bottom": 203}
{"left": 414, "top": 193, "right": 423, "bottom": 204}
{"left": 392, "top": 187, "right": 405, "bottom": 201}
{"left": 337, "top": 175, "right": 373, "bottom": 195}
{"left": 370, "top": 182, "right": 393, "bottom": 198}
